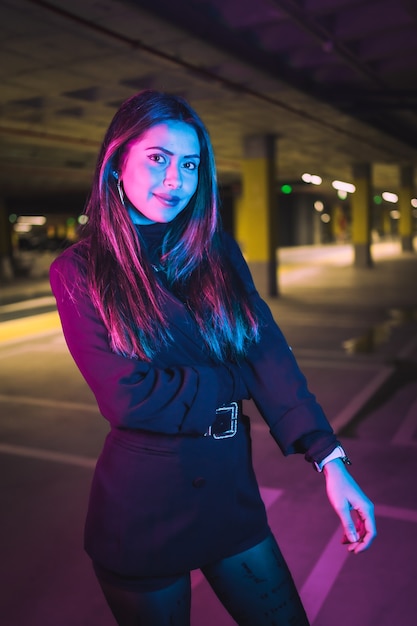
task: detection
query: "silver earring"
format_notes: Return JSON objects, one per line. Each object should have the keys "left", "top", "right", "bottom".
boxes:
{"left": 117, "top": 178, "right": 125, "bottom": 205}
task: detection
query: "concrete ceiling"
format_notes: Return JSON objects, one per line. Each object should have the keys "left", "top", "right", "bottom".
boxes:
{"left": 1, "top": 0, "right": 417, "bottom": 202}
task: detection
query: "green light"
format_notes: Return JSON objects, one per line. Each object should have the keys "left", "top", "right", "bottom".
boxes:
{"left": 373, "top": 195, "right": 382, "bottom": 205}
{"left": 9, "top": 213, "right": 17, "bottom": 223}
{"left": 66, "top": 217, "right": 76, "bottom": 226}
{"left": 281, "top": 184, "right": 292, "bottom": 194}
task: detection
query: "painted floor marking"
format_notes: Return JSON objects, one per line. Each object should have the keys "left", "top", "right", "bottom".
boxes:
{"left": 301, "top": 502, "right": 417, "bottom": 624}
{"left": 300, "top": 526, "right": 349, "bottom": 624}
{"left": 296, "top": 356, "right": 382, "bottom": 370}
{"left": 331, "top": 364, "right": 394, "bottom": 433}
{"left": 397, "top": 333, "right": 417, "bottom": 359}
{"left": 0, "top": 393, "right": 97, "bottom": 413}
{"left": 2, "top": 438, "right": 415, "bottom": 532}
{"left": 375, "top": 503, "right": 417, "bottom": 523}
{"left": 259, "top": 485, "right": 285, "bottom": 510}
{"left": 0, "top": 442, "right": 96, "bottom": 469}
{"left": 1, "top": 436, "right": 417, "bottom": 622}
{"left": 0, "top": 333, "right": 64, "bottom": 359}
{"left": 0, "top": 344, "right": 34, "bottom": 359}
{"left": 0, "top": 296, "right": 56, "bottom": 314}
{"left": 0, "top": 310, "right": 61, "bottom": 344}
{"left": 0, "top": 435, "right": 285, "bottom": 593}
{"left": 391, "top": 397, "right": 417, "bottom": 446}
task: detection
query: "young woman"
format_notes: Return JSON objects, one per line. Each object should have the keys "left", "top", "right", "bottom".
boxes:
{"left": 50, "top": 90, "right": 376, "bottom": 626}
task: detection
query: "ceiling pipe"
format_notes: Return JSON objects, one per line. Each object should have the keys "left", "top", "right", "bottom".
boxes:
{"left": 270, "top": 0, "right": 387, "bottom": 89}
{"left": 0, "top": 125, "right": 100, "bottom": 148}
{"left": 21, "top": 0, "right": 414, "bottom": 158}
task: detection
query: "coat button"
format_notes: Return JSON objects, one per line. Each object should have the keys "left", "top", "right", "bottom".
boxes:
{"left": 192, "top": 477, "right": 206, "bottom": 488}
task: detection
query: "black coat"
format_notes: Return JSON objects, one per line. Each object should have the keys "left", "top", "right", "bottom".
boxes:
{"left": 50, "top": 232, "right": 337, "bottom": 577}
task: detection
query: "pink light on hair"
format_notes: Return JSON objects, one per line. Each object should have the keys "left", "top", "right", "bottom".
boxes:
{"left": 76, "top": 90, "right": 259, "bottom": 361}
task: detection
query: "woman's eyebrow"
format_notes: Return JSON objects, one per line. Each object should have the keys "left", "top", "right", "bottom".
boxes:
{"left": 145, "top": 146, "right": 200, "bottom": 159}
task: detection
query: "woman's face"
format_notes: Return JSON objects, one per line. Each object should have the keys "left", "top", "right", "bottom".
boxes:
{"left": 120, "top": 120, "right": 201, "bottom": 224}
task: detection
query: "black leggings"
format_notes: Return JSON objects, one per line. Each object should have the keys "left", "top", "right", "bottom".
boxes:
{"left": 95, "top": 534, "right": 310, "bottom": 626}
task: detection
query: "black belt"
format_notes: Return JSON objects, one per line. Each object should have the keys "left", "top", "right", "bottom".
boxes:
{"left": 204, "top": 401, "right": 239, "bottom": 439}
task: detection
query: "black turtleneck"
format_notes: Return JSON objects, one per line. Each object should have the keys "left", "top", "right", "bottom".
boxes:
{"left": 135, "top": 222, "right": 170, "bottom": 271}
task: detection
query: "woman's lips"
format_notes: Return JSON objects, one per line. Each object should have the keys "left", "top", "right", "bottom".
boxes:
{"left": 153, "top": 193, "right": 181, "bottom": 207}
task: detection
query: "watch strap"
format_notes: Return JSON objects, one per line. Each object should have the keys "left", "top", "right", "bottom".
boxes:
{"left": 313, "top": 445, "right": 352, "bottom": 472}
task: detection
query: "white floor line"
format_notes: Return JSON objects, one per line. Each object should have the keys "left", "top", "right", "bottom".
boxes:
{"left": 331, "top": 364, "right": 394, "bottom": 433}
{"left": 375, "top": 503, "right": 417, "bottom": 523}
{"left": 259, "top": 485, "right": 284, "bottom": 510}
{"left": 0, "top": 442, "right": 96, "bottom": 468}
{"left": 300, "top": 526, "right": 349, "bottom": 624}
{"left": 0, "top": 393, "right": 98, "bottom": 413}
{"left": 0, "top": 344, "right": 34, "bottom": 359}
{"left": 0, "top": 327, "right": 60, "bottom": 346}
{"left": 2, "top": 429, "right": 417, "bottom": 623}
{"left": 391, "top": 397, "right": 417, "bottom": 446}
{"left": 300, "top": 501, "right": 417, "bottom": 624}
{"left": 2, "top": 438, "right": 416, "bottom": 531}
{"left": 0, "top": 296, "right": 56, "bottom": 313}
{"left": 297, "top": 357, "right": 381, "bottom": 370}
{"left": 397, "top": 333, "right": 417, "bottom": 359}
{"left": 0, "top": 334, "right": 64, "bottom": 358}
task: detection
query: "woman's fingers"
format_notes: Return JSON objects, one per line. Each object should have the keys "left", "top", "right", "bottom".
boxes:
{"left": 341, "top": 509, "right": 363, "bottom": 544}
{"left": 341, "top": 506, "right": 377, "bottom": 553}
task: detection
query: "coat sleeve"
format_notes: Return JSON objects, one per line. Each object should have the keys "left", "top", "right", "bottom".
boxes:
{"left": 50, "top": 249, "right": 246, "bottom": 435}
{"left": 226, "top": 235, "right": 339, "bottom": 463}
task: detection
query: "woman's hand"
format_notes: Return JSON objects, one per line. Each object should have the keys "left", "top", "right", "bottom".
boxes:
{"left": 323, "top": 459, "right": 377, "bottom": 554}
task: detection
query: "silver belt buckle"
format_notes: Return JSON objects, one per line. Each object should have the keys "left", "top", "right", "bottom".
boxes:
{"left": 207, "top": 401, "right": 238, "bottom": 439}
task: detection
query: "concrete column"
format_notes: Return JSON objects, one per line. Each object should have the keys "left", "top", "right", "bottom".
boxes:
{"left": 382, "top": 207, "right": 392, "bottom": 238}
{"left": 398, "top": 165, "right": 414, "bottom": 252}
{"left": 235, "top": 134, "right": 278, "bottom": 297}
{"left": 351, "top": 163, "right": 373, "bottom": 267}
{"left": 0, "top": 199, "right": 14, "bottom": 281}
{"left": 332, "top": 203, "right": 348, "bottom": 243}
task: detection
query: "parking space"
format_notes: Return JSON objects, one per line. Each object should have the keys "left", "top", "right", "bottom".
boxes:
{"left": 1, "top": 245, "right": 417, "bottom": 624}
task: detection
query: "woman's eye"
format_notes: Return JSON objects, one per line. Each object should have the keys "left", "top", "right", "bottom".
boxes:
{"left": 183, "top": 161, "right": 198, "bottom": 170}
{"left": 149, "top": 154, "right": 165, "bottom": 164}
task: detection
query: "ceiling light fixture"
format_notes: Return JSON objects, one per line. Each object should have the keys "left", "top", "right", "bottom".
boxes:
{"left": 332, "top": 180, "right": 356, "bottom": 193}
{"left": 382, "top": 192, "right": 398, "bottom": 203}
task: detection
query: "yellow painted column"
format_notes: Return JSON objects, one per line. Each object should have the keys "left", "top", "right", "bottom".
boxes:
{"left": 0, "top": 199, "right": 14, "bottom": 281}
{"left": 351, "top": 163, "right": 373, "bottom": 267}
{"left": 398, "top": 165, "right": 414, "bottom": 252}
{"left": 235, "top": 135, "right": 278, "bottom": 296}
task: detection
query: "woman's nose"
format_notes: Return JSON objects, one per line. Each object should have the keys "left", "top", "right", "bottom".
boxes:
{"left": 164, "top": 163, "right": 182, "bottom": 189}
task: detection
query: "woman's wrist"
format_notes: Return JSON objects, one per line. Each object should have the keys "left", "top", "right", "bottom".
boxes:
{"left": 314, "top": 445, "right": 351, "bottom": 472}
{"left": 322, "top": 456, "right": 351, "bottom": 478}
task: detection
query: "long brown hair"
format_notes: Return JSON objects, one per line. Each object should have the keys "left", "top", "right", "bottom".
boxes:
{"left": 79, "top": 90, "right": 259, "bottom": 361}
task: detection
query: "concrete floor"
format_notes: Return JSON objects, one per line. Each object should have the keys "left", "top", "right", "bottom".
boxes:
{"left": 1, "top": 241, "right": 417, "bottom": 625}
